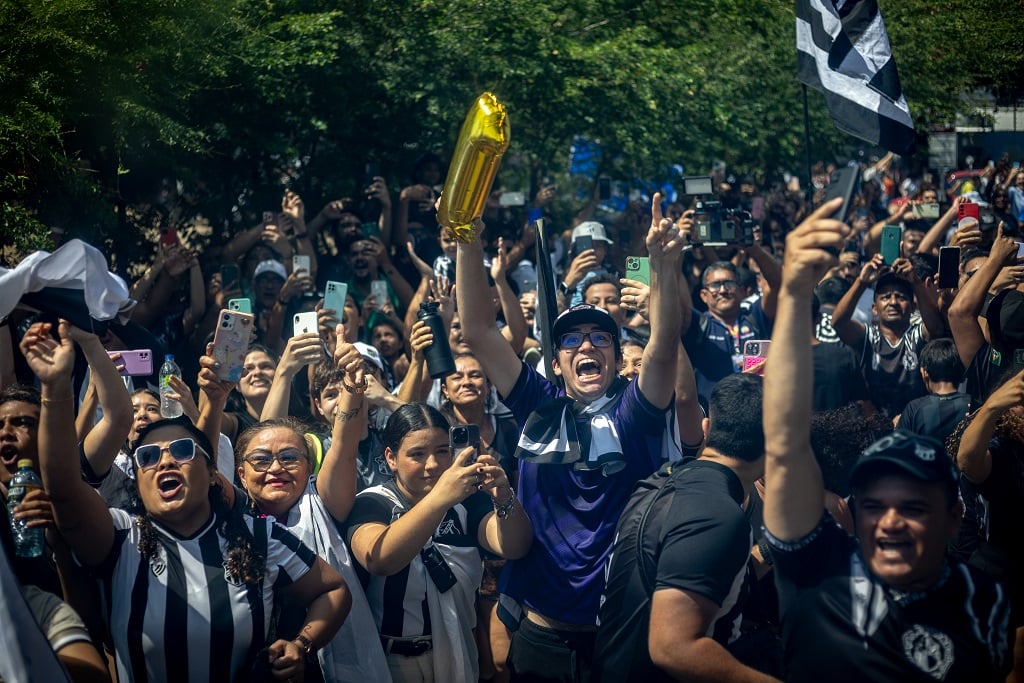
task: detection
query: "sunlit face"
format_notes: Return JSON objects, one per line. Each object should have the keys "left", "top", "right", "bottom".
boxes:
{"left": 854, "top": 474, "right": 961, "bottom": 591}
{"left": 348, "top": 240, "right": 376, "bottom": 279}
{"left": 552, "top": 323, "right": 619, "bottom": 402}
{"left": 239, "top": 351, "right": 276, "bottom": 403}
{"left": 700, "top": 268, "right": 742, "bottom": 320}
{"left": 449, "top": 315, "right": 471, "bottom": 353}
{"left": 130, "top": 392, "right": 161, "bottom": 442}
{"left": 0, "top": 401, "right": 40, "bottom": 471}
{"left": 620, "top": 344, "right": 643, "bottom": 381}
{"left": 384, "top": 427, "right": 452, "bottom": 504}
{"left": 237, "top": 427, "right": 311, "bottom": 519}
{"left": 134, "top": 425, "right": 214, "bottom": 535}
{"left": 872, "top": 287, "right": 913, "bottom": 326}
{"left": 585, "top": 283, "right": 625, "bottom": 327}
{"left": 439, "top": 232, "right": 458, "bottom": 259}
{"left": 443, "top": 356, "right": 489, "bottom": 408}
{"left": 921, "top": 189, "right": 939, "bottom": 204}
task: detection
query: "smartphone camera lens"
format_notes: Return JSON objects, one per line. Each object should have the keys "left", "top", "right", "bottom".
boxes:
{"left": 452, "top": 427, "right": 466, "bottom": 444}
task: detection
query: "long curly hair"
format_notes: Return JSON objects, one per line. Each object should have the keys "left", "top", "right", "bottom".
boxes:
{"left": 128, "top": 417, "right": 266, "bottom": 585}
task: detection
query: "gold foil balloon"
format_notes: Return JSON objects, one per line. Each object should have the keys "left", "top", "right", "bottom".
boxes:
{"left": 438, "top": 93, "right": 510, "bottom": 243}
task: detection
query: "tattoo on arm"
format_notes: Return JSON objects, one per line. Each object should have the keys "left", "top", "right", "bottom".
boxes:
{"left": 335, "top": 407, "right": 361, "bottom": 423}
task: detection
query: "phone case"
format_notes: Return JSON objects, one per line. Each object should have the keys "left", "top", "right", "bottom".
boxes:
{"left": 625, "top": 256, "right": 651, "bottom": 286}
{"left": 228, "top": 298, "right": 252, "bottom": 314}
{"left": 324, "top": 281, "right": 348, "bottom": 325}
{"left": 293, "top": 311, "right": 319, "bottom": 337}
{"left": 370, "top": 280, "right": 388, "bottom": 306}
{"left": 212, "top": 310, "right": 254, "bottom": 382}
{"left": 292, "top": 255, "right": 311, "bottom": 275}
{"left": 937, "top": 247, "right": 960, "bottom": 289}
{"left": 880, "top": 226, "right": 902, "bottom": 265}
{"left": 109, "top": 349, "right": 153, "bottom": 377}
{"left": 742, "top": 340, "right": 770, "bottom": 375}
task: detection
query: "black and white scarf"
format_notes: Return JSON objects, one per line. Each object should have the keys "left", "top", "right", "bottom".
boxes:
{"left": 514, "top": 377, "right": 628, "bottom": 475}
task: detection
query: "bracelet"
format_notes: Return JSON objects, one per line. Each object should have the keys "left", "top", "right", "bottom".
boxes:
{"left": 494, "top": 487, "right": 516, "bottom": 519}
{"left": 41, "top": 395, "right": 74, "bottom": 405}
{"left": 342, "top": 380, "right": 368, "bottom": 394}
{"left": 293, "top": 633, "right": 315, "bottom": 656}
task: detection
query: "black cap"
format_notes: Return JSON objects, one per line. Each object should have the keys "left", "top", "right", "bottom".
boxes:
{"left": 551, "top": 304, "right": 620, "bottom": 354}
{"left": 849, "top": 431, "right": 957, "bottom": 496}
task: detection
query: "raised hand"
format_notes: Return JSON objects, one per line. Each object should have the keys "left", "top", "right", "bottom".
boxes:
{"left": 782, "top": 197, "right": 852, "bottom": 294}
{"left": 19, "top": 321, "right": 75, "bottom": 385}
{"left": 645, "top": 192, "right": 686, "bottom": 266}
{"left": 280, "top": 332, "right": 323, "bottom": 377}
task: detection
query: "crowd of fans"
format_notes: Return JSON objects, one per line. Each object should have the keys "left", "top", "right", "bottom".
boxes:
{"left": 2, "top": 149, "right": 1024, "bottom": 682}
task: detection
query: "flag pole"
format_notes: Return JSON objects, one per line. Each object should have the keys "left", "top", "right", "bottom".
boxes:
{"left": 802, "top": 84, "right": 814, "bottom": 199}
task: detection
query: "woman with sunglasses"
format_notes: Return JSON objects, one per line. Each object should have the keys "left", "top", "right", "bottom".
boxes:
{"left": 344, "top": 403, "right": 532, "bottom": 683}
{"left": 23, "top": 319, "right": 350, "bottom": 683}
{"left": 235, "top": 334, "right": 392, "bottom": 682}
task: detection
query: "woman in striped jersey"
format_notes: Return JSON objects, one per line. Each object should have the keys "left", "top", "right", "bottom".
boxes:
{"left": 23, "top": 319, "right": 351, "bottom": 683}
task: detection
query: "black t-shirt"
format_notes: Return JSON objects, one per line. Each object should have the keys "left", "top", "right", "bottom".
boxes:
{"left": 898, "top": 392, "right": 972, "bottom": 443}
{"left": 767, "top": 516, "right": 1012, "bottom": 683}
{"left": 973, "top": 438, "right": 1024, "bottom": 595}
{"left": 965, "top": 343, "right": 1013, "bottom": 408}
{"left": 812, "top": 342, "right": 868, "bottom": 412}
{"left": 594, "top": 460, "right": 752, "bottom": 682}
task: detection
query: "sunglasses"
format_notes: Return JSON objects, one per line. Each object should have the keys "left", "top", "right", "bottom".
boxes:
{"left": 558, "top": 330, "right": 614, "bottom": 349}
{"left": 134, "top": 438, "right": 206, "bottom": 470}
{"left": 242, "top": 448, "right": 306, "bottom": 472}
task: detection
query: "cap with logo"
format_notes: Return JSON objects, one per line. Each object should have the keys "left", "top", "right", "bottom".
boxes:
{"left": 353, "top": 342, "right": 385, "bottom": 373}
{"left": 571, "top": 221, "right": 613, "bottom": 246}
{"left": 849, "top": 431, "right": 958, "bottom": 498}
{"left": 551, "top": 304, "right": 620, "bottom": 354}
{"left": 253, "top": 260, "right": 287, "bottom": 282}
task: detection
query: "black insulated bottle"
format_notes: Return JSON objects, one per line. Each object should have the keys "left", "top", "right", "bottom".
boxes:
{"left": 417, "top": 301, "right": 456, "bottom": 379}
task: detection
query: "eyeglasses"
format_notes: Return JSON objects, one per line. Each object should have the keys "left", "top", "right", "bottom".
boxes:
{"left": 242, "top": 448, "right": 306, "bottom": 472}
{"left": 134, "top": 438, "right": 206, "bottom": 471}
{"left": 705, "top": 280, "right": 739, "bottom": 293}
{"left": 558, "top": 330, "right": 614, "bottom": 349}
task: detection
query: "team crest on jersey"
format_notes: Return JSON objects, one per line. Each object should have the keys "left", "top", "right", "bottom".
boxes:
{"left": 222, "top": 561, "right": 245, "bottom": 586}
{"left": 902, "top": 625, "right": 953, "bottom": 680}
{"left": 436, "top": 519, "right": 457, "bottom": 536}
{"left": 149, "top": 548, "right": 167, "bottom": 577}
{"left": 375, "top": 454, "right": 390, "bottom": 478}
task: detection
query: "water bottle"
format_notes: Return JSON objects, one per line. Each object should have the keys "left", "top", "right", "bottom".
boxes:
{"left": 159, "top": 354, "right": 183, "bottom": 418}
{"left": 416, "top": 302, "right": 456, "bottom": 379}
{"left": 7, "top": 460, "right": 44, "bottom": 558}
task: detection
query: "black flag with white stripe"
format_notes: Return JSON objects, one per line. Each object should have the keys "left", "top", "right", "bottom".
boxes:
{"left": 796, "top": 0, "right": 915, "bottom": 154}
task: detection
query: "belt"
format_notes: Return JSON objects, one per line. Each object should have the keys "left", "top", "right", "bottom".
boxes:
{"left": 525, "top": 609, "right": 597, "bottom": 633}
{"left": 380, "top": 635, "right": 433, "bottom": 657}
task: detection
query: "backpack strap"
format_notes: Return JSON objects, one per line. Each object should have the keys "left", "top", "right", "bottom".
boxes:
{"left": 634, "top": 461, "right": 698, "bottom": 595}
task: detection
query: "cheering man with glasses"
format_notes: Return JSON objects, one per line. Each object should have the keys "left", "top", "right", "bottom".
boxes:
{"left": 457, "top": 194, "right": 684, "bottom": 682}
{"left": 682, "top": 250, "right": 781, "bottom": 404}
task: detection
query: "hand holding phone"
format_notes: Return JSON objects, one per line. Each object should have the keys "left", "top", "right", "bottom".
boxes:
{"left": 450, "top": 424, "right": 481, "bottom": 464}
{"left": 212, "top": 310, "right": 254, "bottom": 382}
{"left": 880, "top": 225, "right": 902, "bottom": 266}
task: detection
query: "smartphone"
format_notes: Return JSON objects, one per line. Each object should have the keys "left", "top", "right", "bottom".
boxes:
{"left": 324, "top": 281, "right": 348, "bottom": 327}
{"left": 823, "top": 166, "right": 859, "bottom": 224}
{"left": 598, "top": 177, "right": 612, "bottom": 200}
{"left": 742, "top": 340, "right": 770, "bottom": 375}
{"left": 625, "top": 256, "right": 651, "bottom": 287}
{"left": 293, "top": 311, "right": 319, "bottom": 337}
{"left": 1016, "top": 242, "right": 1024, "bottom": 261}
{"left": 292, "top": 254, "right": 311, "bottom": 275}
{"left": 220, "top": 264, "right": 240, "bottom": 291}
{"left": 499, "top": 191, "right": 526, "bottom": 207}
{"left": 108, "top": 349, "right": 153, "bottom": 377}
{"left": 212, "top": 310, "right": 254, "bottom": 382}
{"left": 364, "top": 162, "right": 380, "bottom": 187}
{"left": 262, "top": 211, "right": 275, "bottom": 225}
{"left": 574, "top": 235, "right": 594, "bottom": 257}
{"left": 228, "top": 298, "right": 252, "bottom": 314}
{"left": 958, "top": 201, "right": 980, "bottom": 228}
{"left": 880, "top": 225, "right": 902, "bottom": 265}
{"left": 914, "top": 203, "right": 940, "bottom": 220}
{"left": 937, "top": 246, "right": 961, "bottom": 289}
{"left": 159, "top": 225, "right": 178, "bottom": 246}
{"left": 449, "top": 424, "right": 481, "bottom": 463}
{"left": 369, "top": 280, "right": 388, "bottom": 309}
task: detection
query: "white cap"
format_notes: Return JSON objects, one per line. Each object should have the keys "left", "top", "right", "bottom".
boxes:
{"left": 353, "top": 342, "right": 385, "bottom": 372}
{"left": 571, "top": 221, "right": 613, "bottom": 245}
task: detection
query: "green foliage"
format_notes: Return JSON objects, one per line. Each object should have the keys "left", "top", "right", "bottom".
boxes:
{"left": 1, "top": 0, "right": 1021, "bottom": 269}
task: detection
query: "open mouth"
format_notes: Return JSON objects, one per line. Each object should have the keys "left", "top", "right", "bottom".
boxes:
{"left": 576, "top": 359, "right": 602, "bottom": 381}
{"left": 876, "top": 538, "right": 911, "bottom": 555}
{"left": 1, "top": 446, "right": 20, "bottom": 467}
{"left": 156, "top": 473, "right": 184, "bottom": 499}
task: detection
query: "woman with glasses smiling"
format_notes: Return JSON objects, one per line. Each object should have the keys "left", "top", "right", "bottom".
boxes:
{"left": 235, "top": 335, "right": 392, "bottom": 682}
{"left": 22, "top": 319, "right": 351, "bottom": 683}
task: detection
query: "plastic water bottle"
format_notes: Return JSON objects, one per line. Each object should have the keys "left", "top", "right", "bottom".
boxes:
{"left": 159, "top": 354, "right": 183, "bottom": 418}
{"left": 7, "top": 460, "right": 44, "bottom": 558}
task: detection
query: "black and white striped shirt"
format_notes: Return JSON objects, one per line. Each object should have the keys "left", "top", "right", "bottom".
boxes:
{"left": 93, "top": 508, "right": 316, "bottom": 683}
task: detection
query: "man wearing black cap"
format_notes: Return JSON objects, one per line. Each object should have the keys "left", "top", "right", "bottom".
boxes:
{"left": 831, "top": 253, "right": 944, "bottom": 416}
{"left": 761, "top": 199, "right": 1012, "bottom": 682}
{"left": 457, "top": 195, "right": 684, "bottom": 682}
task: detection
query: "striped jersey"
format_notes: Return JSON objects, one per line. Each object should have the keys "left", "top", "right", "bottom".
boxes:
{"left": 94, "top": 508, "right": 316, "bottom": 683}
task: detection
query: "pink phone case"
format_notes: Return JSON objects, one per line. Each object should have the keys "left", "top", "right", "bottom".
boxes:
{"left": 212, "top": 310, "right": 254, "bottom": 382}
{"left": 108, "top": 349, "right": 153, "bottom": 377}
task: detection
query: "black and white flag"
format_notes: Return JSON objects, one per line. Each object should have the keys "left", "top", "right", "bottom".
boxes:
{"left": 796, "top": 0, "right": 915, "bottom": 154}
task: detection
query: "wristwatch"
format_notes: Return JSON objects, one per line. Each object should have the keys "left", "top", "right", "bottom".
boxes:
{"left": 558, "top": 281, "right": 571, "bottom": 296}
{"left": 293, "top": 634, "right": 315, "bottom": 656}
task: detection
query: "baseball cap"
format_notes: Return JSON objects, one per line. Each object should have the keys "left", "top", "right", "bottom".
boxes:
{"left": 551, "top": 304, "right": 620, "bottom": 353}
{"left": 985, "top": 289, "right": 1024, "bottom": 355}
{"left": 353, "top": 342, "right": 384, "bottom": 373}
{"left": 849, "top": 432, "right": 957, "bottom": 497}
{"left": 873, "top": 272, "right": 914, "bottom": 301}
{"left": 571, "top": 221, "right": 613, "bottom": 246}
{"left": 253, "top": 260, "right": 287, "bottom": 282}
